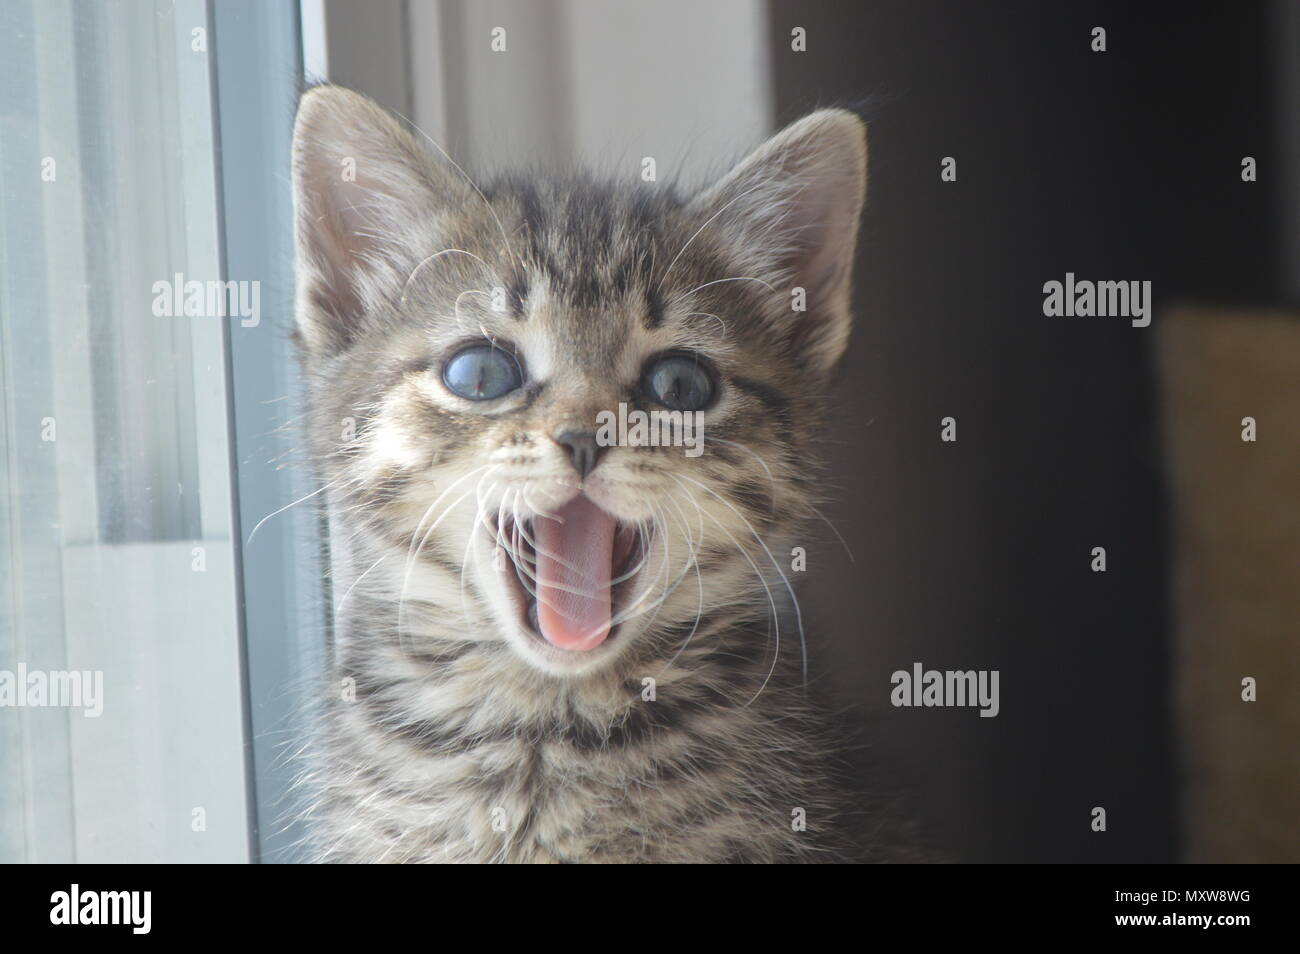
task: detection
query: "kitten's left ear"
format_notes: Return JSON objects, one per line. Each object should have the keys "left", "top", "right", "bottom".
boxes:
{"left": 687, "top": 109, "right": 867, "bottom": 374}
{"left": 292, "top": 85, "right": 474, "bottom": 357}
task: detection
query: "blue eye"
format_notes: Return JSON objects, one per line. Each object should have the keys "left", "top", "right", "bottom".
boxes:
{"left": 644, "top": 353, "right": 716, "bottom": 411}
{"left": 442, "top": 344, "right": 523, "bottom": 400}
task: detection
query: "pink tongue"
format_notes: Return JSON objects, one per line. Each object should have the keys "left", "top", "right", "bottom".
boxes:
{"left": 533, "top": 496, "right": 616, "bottom": 651}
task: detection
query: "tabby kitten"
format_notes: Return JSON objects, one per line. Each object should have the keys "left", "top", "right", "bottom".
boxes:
{"left": 292, "top": 85, "right": 908, "bottom": 862}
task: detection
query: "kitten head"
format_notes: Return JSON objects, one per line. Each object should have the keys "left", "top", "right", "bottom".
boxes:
{"left": 292, "top": 86, "right": 866, "bottom": 677}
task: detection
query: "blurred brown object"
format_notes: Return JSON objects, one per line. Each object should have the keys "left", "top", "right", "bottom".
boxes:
{"left": 1158, "top": 307, "right": 1300, "bottom": 862}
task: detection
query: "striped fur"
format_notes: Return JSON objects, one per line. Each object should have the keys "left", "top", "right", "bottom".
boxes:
{"left": 291, "top": 86, "right": 917, "bottom": 862}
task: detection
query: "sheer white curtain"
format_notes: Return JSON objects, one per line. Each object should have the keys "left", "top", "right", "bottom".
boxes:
{"left": 0, "top": 0, "right": 250, "bottom": 862}
{"left": 407, "top": 0, "right": 773, "bottom": 178}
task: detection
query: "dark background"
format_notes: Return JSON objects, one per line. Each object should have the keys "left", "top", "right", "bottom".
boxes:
{"left": 770, "top": 0, "right": 1283, "bottom": 861}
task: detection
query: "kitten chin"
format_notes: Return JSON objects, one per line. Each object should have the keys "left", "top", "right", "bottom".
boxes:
{"left": 290, "top": 84, "right": 929, "bottom": 862}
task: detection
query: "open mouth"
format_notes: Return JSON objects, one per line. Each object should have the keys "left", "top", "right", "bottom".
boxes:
{"left": 490, "top": 495, "right": 647, "bottom": 653}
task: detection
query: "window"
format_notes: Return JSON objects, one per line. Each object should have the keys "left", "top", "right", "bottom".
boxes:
{"left": 0, "top": 0, "right": 320, "bottom": 863}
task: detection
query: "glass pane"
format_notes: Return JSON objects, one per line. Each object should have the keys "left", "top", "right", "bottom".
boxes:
{"left": 0, "top": 0, "right": 250, "bottom": 862}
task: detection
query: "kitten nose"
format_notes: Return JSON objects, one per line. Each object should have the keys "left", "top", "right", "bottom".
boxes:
{"left": 554, "top": 430, "right": 605, "bottom": 479}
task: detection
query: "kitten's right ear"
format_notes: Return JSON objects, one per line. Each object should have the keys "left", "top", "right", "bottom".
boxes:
{"left": 292, "top": 85, "right": 471, "bottom": 356}
{"left": 686, "top": 109, "right": 866, "bottom": 375}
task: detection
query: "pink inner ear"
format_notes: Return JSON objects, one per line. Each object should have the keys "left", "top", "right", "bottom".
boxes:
{"left": 789, "top": 210, "right": 853, "bottom": 302}
{"left": 767, "top": 185, "right": 860, "bottom": 370}
{"left": 296, "top": 148, "right": 375, "bottom": 346}
{"left": 294, "top": 86, "right": 472, "bottom": 354}
{"left": 682, "top": 110, "right": 865, "bottom": 372}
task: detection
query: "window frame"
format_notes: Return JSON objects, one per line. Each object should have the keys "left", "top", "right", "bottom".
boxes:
{"left": 210, "top": 0, "right": 325, "bottom": 864}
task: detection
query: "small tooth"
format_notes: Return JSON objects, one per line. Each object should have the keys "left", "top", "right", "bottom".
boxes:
{"left": 527, "top": 600, "right": 540, "bottom": 632}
